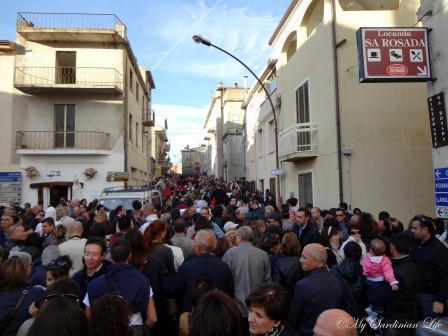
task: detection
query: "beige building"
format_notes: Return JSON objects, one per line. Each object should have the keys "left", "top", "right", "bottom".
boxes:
{"left": 153, "top": 124, "right": 170, "bottom": 178}
{"left": 181, "top": 146, "right": 204, "bottom": 176}
{"left": 246, "top": 0, "right": 434, "bottom": 220}
{"left": 203, "top": 82, "right": 248, "bottom": 181}
{"left": 3, "top": 12, "right": 156, "bottom": 206}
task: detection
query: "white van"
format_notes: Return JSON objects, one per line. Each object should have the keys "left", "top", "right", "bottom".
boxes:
{"left": 98, "top": 186, "right": 162, "bottom": 212}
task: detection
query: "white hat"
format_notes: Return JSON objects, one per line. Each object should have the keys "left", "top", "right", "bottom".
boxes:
{"left": 223, "top": 221, "right": 238, "bottom": 232}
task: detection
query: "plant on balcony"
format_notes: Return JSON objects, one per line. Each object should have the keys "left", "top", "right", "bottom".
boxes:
{"left": 84, "top": 167, "right": 98, "bottom": 179}
{"left": 23, "top": 166, "right": 39, "bottom": 178}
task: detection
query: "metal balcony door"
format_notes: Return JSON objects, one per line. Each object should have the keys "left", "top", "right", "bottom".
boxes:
{"left": 54, "top": 104, "right": 75, "bottom": 148}
{"left": 56, "top": 51, "right": 76, "bottom": 84}
{"left": 295, "top": 81, "right": 311, "bottom": 150}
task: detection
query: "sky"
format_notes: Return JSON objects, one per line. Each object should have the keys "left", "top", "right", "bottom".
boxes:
{"left": 1, "top": 0, "right": 291, "bottom": 163}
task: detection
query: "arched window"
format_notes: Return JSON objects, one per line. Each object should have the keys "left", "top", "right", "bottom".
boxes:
{"left": 339, "top": 0, "right": 399, "bottom": 11}
{"left": 281, "top": 31, "right": 297, "bottom": 64}
{"left": 302, "top": 0, "right": 324, "bottom": 37}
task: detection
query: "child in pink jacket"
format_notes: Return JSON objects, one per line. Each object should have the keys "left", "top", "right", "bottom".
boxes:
{"left": 362, "top": 239, "right": 399, "bottom": 317}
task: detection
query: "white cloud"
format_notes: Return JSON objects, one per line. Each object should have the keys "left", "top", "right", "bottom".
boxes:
{"left": 153, "top": 103, "right": 208, "bottom": 162}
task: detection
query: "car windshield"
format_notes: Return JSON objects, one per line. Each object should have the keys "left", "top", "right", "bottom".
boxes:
{"left": 99, "top": 198, "right": 140, "bottom": 211}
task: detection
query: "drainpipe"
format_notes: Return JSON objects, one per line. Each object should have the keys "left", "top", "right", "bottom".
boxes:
{"left": 330, "top": 0, "right": 344, "bottom": 204}
{"left": 123, "top": 48, "right": 129, "bottom": 187}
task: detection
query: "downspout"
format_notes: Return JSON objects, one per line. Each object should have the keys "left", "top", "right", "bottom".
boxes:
{"left": 123, "top": 47, "right": 129, "bottom": 187}
{"left": 330, "top": 0, "right": 344, "bottom": 204}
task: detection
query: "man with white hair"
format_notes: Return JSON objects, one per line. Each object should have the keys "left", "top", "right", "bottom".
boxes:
{"left": 139, "top": 201, "right": 158, "bottom": 234}
{"left": 289, "top": 243, "right": 346, "bottom": 336}
{"left": 167, "top": 229, "right": 234, "bottom": 313}
{"left": 222, "top": 226, "right": 271, "bottom": 317}
{"left": 58, "top": 221, "right": 87, "bottom": 276}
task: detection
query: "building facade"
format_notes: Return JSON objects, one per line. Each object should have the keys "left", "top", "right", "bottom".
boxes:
{"left": 153, "top": 124, "right": 170, "bottom": 178}
{"left": 4, "top": 12, "right": 156, "bottom": 206}
{"left": 181, "top": 146, "right": 204, "bottom": 176}
{"left": 246, "top": 0, "right": 434, "bottom": 220}
{"left": 203, "top": 82, "right": 248, "bottom": 181}
{"left": 418, "top": 0, "right": 448, "bottom": 217}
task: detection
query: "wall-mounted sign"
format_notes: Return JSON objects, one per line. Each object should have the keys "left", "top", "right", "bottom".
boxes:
{"left": 0, "top": 172, "right": 22, "bottom": 205}
{"left": 271, "top": 169, "right": 284, "bottom": 176}
{"left": 356, "top": 27, "right": 431, "bottom": 82}
{"left": 428, "top": 92, "right": 448, "bottom": 148}
{"left": 106, "top": 172, "right": 129, "bottom": 182}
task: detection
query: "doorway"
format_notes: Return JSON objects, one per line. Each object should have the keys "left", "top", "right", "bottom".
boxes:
{"left": 56, "top": 51, "right": 76, "bottom": 84}
{"left": 49, "top": 185, "right": 68, "bottom": 207}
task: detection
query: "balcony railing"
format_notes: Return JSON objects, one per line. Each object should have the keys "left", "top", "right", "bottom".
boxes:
{"left": 15, "top": 67, "right": 123, "bottom": 91}
{"left": 278, "top": 122, "right": 318, "bottom": 158}
{"left": 17, "top": 12, "right": 126, "bottom": 38}
{"left": 16, "top": 131, "right": 110, "bottom": 150}
{"left": 143, "top": 109, "right": 155, "bottom": 127}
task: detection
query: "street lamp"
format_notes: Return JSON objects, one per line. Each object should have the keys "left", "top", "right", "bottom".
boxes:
{"left": 193, "top": 34, "right": 282, "bottom": 207}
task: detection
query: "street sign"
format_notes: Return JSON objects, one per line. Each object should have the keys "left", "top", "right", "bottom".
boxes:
{"left": 106, "top": 172, "right": 129, "bottom": 182}
{"left": 271, "top": 169, "right": 284, "bottom": 176}
{"left": 0, "top": 172, "right": 22, "bottom": 205}
{"left": 356, "top": 27, "right": 431, "bottom": 82}
{"left": 434, "top": 168, "right": 448, "bottom": 217}
{"left": 428, "top": 92, "right": 448, "bottom": 148}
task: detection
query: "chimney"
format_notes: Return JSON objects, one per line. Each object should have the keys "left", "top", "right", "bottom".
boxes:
{"left": 243, "top": 76, "right": 248, "bottom": 89}
{"left": 233, "top": 82, "right": 238, "bottom": 88}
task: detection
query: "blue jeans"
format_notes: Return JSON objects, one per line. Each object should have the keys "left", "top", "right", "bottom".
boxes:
{"left": 365, "top": 279, "right": 392, "bottom": 310}
{"left": 418, "top": 293, "right": 439, "bottom": 320}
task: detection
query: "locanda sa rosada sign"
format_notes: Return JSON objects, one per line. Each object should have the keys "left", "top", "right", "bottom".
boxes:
{"left": 356, "top": 28, "right": 432, "bottom": 82}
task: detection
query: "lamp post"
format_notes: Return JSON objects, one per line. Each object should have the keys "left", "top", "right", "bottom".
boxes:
{"left": 193, "top": 34, "right": 282, "bottom": 207}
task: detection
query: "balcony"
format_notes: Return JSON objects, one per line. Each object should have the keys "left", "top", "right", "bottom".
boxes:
{"left": 17, "top": 12, "right": 127, "bottom": 43}
{"left": 278, "top": 122, "right": 318, "bottom": 162}
{"left": 16, "top": 131, "right": 111, "bottom": 155}
{"left": 142, "top": 109, "right": 155, "bottom": 127}
{"left": 14, "top": 67, "right": 123, "bottom": 94}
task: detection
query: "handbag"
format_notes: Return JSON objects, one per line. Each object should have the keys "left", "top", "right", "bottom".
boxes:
{"left": 0, "top": 289, "right": 29, "bottom": 336}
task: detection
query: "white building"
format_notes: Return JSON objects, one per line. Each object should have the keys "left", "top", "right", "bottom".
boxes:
{"left": 6, "top": 12, "right": 156, "bottom": 206}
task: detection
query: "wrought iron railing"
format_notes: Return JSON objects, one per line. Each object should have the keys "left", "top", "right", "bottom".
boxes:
{"left": 15, "top": 67, "right": 123, "bottom": 89}
{"left": 17, "top": 12, "right": 126, "bottom": 38}
{"left": 278, "top": 122, "right": 318, "bottom": 157}
{"left": 16, "top": 131, "right": 110, "bottom": 150}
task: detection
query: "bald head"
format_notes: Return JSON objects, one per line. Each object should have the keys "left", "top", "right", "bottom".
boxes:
{"left": 68, "top": 221, "right": 83, "bottom": 238}
{"left": 313, "top": 309, "right": 357, "bottom": 336}
{"left": 194, "top": 229, "right": 217, "bottom": 253}
{"left": 300, "top": 243, "right": 327, "bottom": 271}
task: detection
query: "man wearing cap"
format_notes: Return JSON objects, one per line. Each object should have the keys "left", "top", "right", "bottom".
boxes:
{"left": 223, "top": 221, "right": 238, "bottom": 233}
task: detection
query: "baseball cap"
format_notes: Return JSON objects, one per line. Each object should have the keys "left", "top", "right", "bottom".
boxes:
{"left": 223, "top": 221, "right": 238, "bottom": 232}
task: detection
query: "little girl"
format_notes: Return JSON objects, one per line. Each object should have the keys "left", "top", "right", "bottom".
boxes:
{"left": 362, "top": 239, "right": 398, "bottom": 322}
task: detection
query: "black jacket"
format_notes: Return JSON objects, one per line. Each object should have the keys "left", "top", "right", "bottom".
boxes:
{"left": 411, "top": 236, "right": 448, "bottom": 302}
{"left": 72, "top": 260, "right": 111, "bottom": 297}
{"left": 164, "top": 253, "right": 234, "bottom": 312}
{"left": 384, "top": 255, "right": 420, "bottom": 323}
{"left": 294, "top": 223, "right": 320, "bottom": 248}
{"left": 272, "top": 255, "right": 304, "bottom": 296}
{"left": 331, "top": 258, "right": 367, "bottom": 310}
{"left": 289, "top": 267, "right": 346, "bottom": 336}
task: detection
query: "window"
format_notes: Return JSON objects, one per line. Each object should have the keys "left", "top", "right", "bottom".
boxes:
{"left": 257, "top": 128, "right": 263, "bottom": 158}
{"left": 136, "top": 83, "right": 139, "bottom": 101}
{"left": 129, "top": 114, "right": 133, "bottom": 143}
{"left": 54, "top": 104, "right": 75, "bottom": 148}
{"left": 129, "top": 70, "right": 133, "bottom": 92}
{"left": 296, "top": 81, "right": 310, "bottom": 124}
{"left": 268, "top": 121, "right": 275, "bottom": 154}
{"left": 56, "top": 51, "right": 76, "bottom": 84}
{"left": 136, "top": 122, "right": 139, "bottom": 147}
{"left": 298, "top": 172, "right": 313, "bottom": 208}
{"left": 259, "top": 179, "right": 264, "bottom": 193}
{"left": 282, "top": 31, "right": 297, "bottom": 63}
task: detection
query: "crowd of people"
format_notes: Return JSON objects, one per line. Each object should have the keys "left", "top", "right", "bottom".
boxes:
{"left": 0, "top": 174, "right": 448, "bottom": 336}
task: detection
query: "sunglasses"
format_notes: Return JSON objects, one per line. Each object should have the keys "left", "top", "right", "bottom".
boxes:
{"left": 47, "top": 259, "right": 68, "bottom": 267}
{"left": 44, "top": 293, "right": 80, "bottom": 303}
{"left": 350, "top": 230, "right": 361, "bottom": 235}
